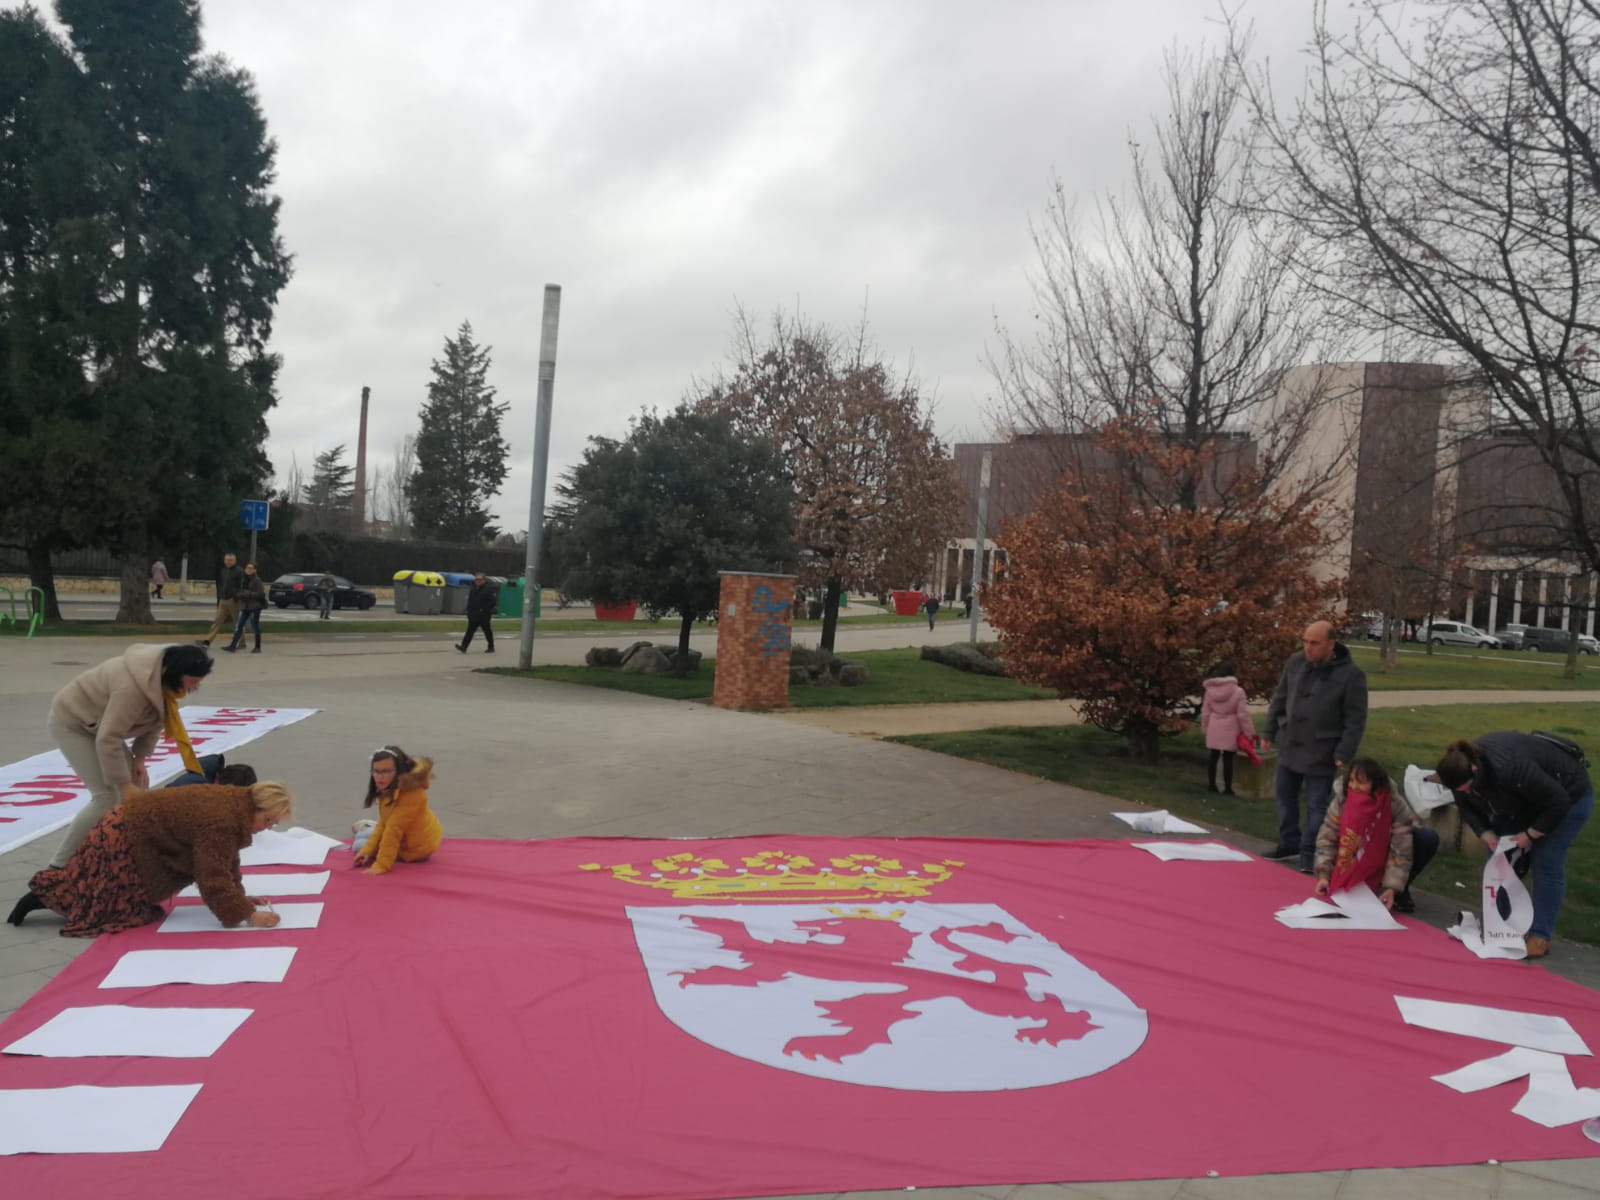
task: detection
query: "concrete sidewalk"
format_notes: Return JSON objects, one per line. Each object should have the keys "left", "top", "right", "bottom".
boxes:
{"left": 1, "top": 635, "right": 1596, "bottom": 1199}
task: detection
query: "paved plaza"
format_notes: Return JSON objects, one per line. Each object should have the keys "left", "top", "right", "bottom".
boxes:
{"left": 1, "top": 625, "right": 1598, "bottom": 1198}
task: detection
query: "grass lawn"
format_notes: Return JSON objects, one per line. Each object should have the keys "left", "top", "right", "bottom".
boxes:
{"left": 486, "top": 647, "right": 1057, "bottom": 707}
{"left": 892, "top": 702, "right": 1600, "bottom": 947}
{"left": 1352, "top": 643, "right": 1600, "bottom": 690}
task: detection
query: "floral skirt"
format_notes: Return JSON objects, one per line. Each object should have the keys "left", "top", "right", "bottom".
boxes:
{"left": 30, "top": 805, "right": 165, "bottom": 938}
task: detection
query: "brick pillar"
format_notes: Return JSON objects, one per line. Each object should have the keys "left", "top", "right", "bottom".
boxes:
{"left": 712, "top": 571, "right": 797, "bottom": 711}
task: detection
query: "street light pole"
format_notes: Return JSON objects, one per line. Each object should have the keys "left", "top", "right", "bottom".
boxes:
{"left": 519, "top": 285, "right": 562, "bottom": 670}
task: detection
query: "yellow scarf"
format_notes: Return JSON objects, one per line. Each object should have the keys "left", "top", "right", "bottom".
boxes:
{"left": 162, "top": 689, "right": 205, "bottom": 777}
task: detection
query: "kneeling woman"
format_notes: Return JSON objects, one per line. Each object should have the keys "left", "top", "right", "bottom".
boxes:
{"left": 9, "top": 781, "right": 293, "bottom": 936}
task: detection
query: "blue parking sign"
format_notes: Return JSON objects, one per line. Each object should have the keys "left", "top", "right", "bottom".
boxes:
{"left": 240, "top": 499, "right": 270, "bottom": 531}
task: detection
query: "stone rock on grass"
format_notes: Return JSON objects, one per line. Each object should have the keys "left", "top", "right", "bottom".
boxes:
{"left": 837, "top": 661, "right": 870, "bottom": 686}
{"left": 586, "top": 647, "right": 624, "bottom": 667}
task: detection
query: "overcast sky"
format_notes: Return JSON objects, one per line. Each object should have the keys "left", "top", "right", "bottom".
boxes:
{"left": 80, "top": 1, "right": 1335, "bottom": 534}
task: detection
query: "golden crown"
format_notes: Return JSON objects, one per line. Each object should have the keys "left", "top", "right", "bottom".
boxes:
{"left": 579, "top": 850, "right": 963, "bottom": 902}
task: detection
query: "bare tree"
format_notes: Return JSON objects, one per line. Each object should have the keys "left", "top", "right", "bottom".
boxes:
{"left": 988, "top": 44, "right": 1350, "bottom": 519}
{"left": 698, "top": 308, "right": 960, "bottom": 652}
{"left": 1242, "top": 0, "right": 1600, "bottom": 580}
{"left": 378, "top": 435, "right": 416, "bottom": 536}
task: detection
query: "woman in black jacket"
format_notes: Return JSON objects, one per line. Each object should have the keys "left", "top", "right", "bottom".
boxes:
{"left": 223, "top": 562, "right": 268, "bottom": 654}
{"left": 1436, "top": 732, "right": 1592, "bottom": 958}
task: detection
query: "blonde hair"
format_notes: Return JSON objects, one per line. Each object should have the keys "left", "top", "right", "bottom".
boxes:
{"left": 249, "top": 781, "right": 294, "bottom": 823}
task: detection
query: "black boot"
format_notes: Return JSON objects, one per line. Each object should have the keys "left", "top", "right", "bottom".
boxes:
{"left": 7, "top": 891, "right": 45, "bottom": 926}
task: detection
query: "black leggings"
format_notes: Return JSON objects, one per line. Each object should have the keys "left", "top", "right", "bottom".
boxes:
{"left": 1208, "top": 749, "right": 1235, "bottom": 791}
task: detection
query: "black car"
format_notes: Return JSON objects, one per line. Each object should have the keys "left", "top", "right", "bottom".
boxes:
{"left": 1520, "top": 626, "right": 1599, "bottom": 655}
{"left": 268, "top": 572, "right": 377, "bottom": 610}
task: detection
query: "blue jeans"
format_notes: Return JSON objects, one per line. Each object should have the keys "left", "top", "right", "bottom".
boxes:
{"left": 230, "top": 607, "right": 261, "bottom": 648}
{"left": 1274, "top": 765, "right": 1335, "bottom": 868}
{"left": 1525, "top": 787, "right": 1594, "bottom": 941}
{"left": 163, "top": 754, "right": 224, "bottom": 788}
{"left": 1408, "top": 825, "right": 1439, "bottom": 890}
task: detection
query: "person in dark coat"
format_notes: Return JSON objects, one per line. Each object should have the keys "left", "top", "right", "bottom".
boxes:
{"left": 223, "top": 562, "right": 267, "bottom": 654}
{"left": 1261, "top": 620, "right": 1369, "bottom": 873}
{"left": 1436, "top": 731, "right": 1593, "bottom": 959}
{"left": 923, "top": 592, "right": 941, "bottom": 631}
{"left": 457, "top": 571, "right": 498, "bottom": 654}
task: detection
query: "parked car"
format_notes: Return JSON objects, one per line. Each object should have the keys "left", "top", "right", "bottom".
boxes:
{"left": 1519, "top": 626, "right": 1599, "bottom": 654}
{"left": 1493, "top": 624, "right": 1532, "bottom": 650}
{"left": 268, "top": 572, "right": 377, "bottom": 610}
{"left": 1419, "top": 620, "right": 1501, "bottom": 649}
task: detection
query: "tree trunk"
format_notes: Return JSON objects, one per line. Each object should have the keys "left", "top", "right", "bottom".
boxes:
{"left": 115, "top": 540, "right": 154, "bottom": 624}
{"left": 1124, "top": 718, "right": 1161, "bottom": 764}
{"left": 674, "top": 611, "right": 695, "bottom": 677}
{"left": 25, "top": 542, "right": 62, "bottom": 622}
{"left": 819, "top": 576, "right": 843, "bottom": 653}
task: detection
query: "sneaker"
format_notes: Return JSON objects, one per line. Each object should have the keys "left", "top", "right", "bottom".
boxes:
{"left": 1298, "top": 863, "right": 1314, "bottom": 875}
{"left": 222, "top": 644, "right": 238, "bottom": 653}
{"left": 1392, "top": 890, "right": 1416, "bottom": 913}
{"left": 1262, "top": 844, "right": 1298, "bottom": 862}
{"left": 250, "top": 647, "right": 261, "bottom": 654}
{"left": 1525, "top": 935, "right": 1551, "bottom": 959}
{"left": 484, "top": 647, "right": 494, "bottom": 653}
{"left": 454, "top": 644, "right": 466, "bottom": 654}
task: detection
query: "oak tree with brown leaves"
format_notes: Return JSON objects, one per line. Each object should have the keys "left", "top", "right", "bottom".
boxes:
{"left": 983, "top": 421, "right": 1341, "bottom": 761}
{"left": 698, "top": 311, "right": 960, "bottom": 651}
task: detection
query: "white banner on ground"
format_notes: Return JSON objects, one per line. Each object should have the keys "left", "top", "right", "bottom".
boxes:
{"left": 0, "top": 706, "right": 318, "bottom": 857}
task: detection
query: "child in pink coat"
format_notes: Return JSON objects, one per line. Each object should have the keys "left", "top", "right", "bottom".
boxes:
{"left": 1200, "top": 660, "right": 1255, "bottom": 795}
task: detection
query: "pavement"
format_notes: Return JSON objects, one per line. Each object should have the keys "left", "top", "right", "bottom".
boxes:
{"left": 1, "top": 622, "right": 1598, "bottom": 1198}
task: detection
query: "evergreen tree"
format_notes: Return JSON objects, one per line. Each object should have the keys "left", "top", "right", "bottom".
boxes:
{"left": 406, "top": 320, "right": 510, "bottom": 543}
{"left": 301, "top": 444, "right": 354, "bottom": 530}
{"left": 559, "top": 407, "right": 794, "bottom": 673}
{"left": 1, "top": 0, "right": 290, "bottom": 622}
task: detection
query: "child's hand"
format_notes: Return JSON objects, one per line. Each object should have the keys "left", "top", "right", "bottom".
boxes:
{"left": 1378, "top": 888, "right": 1396, "bottom": 910}
{"left": 1313, "top": 878, "right": 1330, "bottom": 897}
{"left": 363, "top": 866, "right": 382, "bottom": 875}
{"left": 352, "top": 853, "right": 370, "bottom": 868}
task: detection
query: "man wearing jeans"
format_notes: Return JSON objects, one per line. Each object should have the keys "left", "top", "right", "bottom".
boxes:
{"left": 1260, "top": 620, "right": 1369, "bottom": 873}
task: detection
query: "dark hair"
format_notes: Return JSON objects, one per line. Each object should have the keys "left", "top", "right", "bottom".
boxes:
{"left": 217, "top": 763, "right": 258, "bottom": 787}
{"left": 1436, "top": 739, "right": 1480, "bottom": 789}
{"left": 1345, "top": 756, "right": 1390, "bottom": 794}
{"left": 1210, "top": 659, "right": 1236, "bottom": 679}
{"left": 364, "top": 745, "right": 417, "bottom": 808}
{"left": 160, "top": 644, "right": 214, "bottom": 691}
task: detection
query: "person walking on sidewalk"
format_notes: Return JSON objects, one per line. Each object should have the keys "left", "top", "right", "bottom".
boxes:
{"left": 923, "top": 592, "right": 941, "bottom": 631}
{"left": 201, "top": 553, "right": 244, "bottom": 646}
{"left": 316, "top": 572, "right": 336, "bottom": 620}
{"left": 150, "top": 558, "right": 168, "bottom": 600}
{"left": 457, "top": 572, "right": 497, "bottom": 654}
{"left": 1260, "top": 620, "right": 1368, "bottom": 874}
{"left": 223, "top": 562, "right": 267, "bottom": 654}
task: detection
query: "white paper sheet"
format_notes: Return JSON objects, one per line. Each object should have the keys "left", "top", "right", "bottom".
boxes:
{"left": 158, "top": 901, "right": 323, "bottom": 934}
{"left": 99, "top": 947, "right": 298, "bottom": 989}
{"left": 178, "top": 870, "right": 329, "bottom": 899}
{"left": 238, "top": 827, "right": 343, "bottom": 867}
{"left": 1448, "top": 910, "right": 1527, "bottom": 961}
{"left": 1275, "top": 884, "right": 1404, "bottom": 931}
{"left": 0, "top": 1084, "right": 202, "bottom": 1154}
{"left": 1432, "top": 1047, "right": 1600, "bottom": 1128}
{"left": 1112, "top": 810, "right": 1208, "bottom": 834}
{"left": 1403, "top": 763, "right": 1456, "bottom": 814}
{"left": 1395, "top": 996, "right": 1591, "bottom": 1056}
{"left": 3, "top": 1006, "right": 251, "bottom": 1058}
{"left": 1130, "top": 840, "right": 1252, "bottom": 862}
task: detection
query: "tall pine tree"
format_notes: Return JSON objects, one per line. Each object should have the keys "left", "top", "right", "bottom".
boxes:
{"left": 1, "top": 0, "right": 290, "bottom": 622}
{"left": 406, "top": 320, "right": 510, "bottom": 543}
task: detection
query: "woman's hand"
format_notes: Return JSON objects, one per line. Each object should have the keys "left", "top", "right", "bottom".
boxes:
{"left": 1378, "top": 888, "right": 1396, "bottom": 910}
{"left": 132, "top": 760, "right": 149, "bottom": 790}
{"left": 247, "top": 910, "right": 281, "bottom": 928}
{"left": 1510, "top": 831, "right": 1533, "bottom": 852}
{"left": 246, "top": 896, "right": 266, "bottom": 906}
{"left": 1313, "top": 877, "right": 1330, "bottom": 897}
{"left": 1482, "top": 832, "right": 1500, "bottom": 852}
{"left": 352, "top": 853, "right": 371, "bottom": 869}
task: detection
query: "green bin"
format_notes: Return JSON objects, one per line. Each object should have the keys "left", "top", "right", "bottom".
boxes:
{"left": 492, "top": 576, "right": 540, "bottom": 619}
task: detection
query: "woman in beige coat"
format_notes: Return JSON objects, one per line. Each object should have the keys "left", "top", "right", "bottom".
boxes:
{"left": 44, "top": 643, "right": 213, "bottom": 868}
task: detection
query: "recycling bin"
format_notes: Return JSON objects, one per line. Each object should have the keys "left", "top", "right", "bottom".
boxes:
{"left": 442, "top": 572, "right": 476, "bottom": 615}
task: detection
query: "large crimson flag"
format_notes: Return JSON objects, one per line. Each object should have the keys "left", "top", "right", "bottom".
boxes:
{"left": 2, "top": 836, "right": 1597, "bottom": 1198}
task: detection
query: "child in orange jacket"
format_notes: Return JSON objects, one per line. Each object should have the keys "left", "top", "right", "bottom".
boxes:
{"left": 352, "top": 746, "right": 443, "bottom": 874}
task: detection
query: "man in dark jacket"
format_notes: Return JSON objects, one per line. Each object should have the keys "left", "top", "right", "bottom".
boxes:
{"left": 456, "top": 572, "right": 498, "bottom": 654}
{"left": 1261, "top": 620, "right": 1369, "bottom": 872}
{"left": 200, "top": 553, "right": 244, "bottom": 646}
